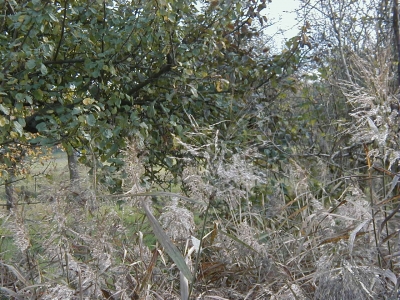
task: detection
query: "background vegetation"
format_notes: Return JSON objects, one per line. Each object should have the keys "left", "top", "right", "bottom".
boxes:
{"left": 1, "top": 0, "right": 400, "bottom": 299}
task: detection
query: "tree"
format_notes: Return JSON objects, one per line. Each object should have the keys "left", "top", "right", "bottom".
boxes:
{"left": 0, "top": 0, "right": 302, "bottom": 190}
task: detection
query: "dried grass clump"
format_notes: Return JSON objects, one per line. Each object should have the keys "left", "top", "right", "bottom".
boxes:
{"left": 314, "top": 261, "right": 388, "bottom": 299}
{"left": 179, "top": 129, "right": 266, "bottom": 209}
{"left": 0, "top": 172, "right": 163, "bottom": 299}
{"left": 270, "top": 283, "right": 307, "bottom": 300}
{"left": 41, "top": 285, "right": 75, "bottom": 300}
{"left": 7, "top": 209, "right": 30, "bottom": 252}
{"left": 341, "top": 51, "right": 400, "bottom": 168}
{"left": 121, "top": 138, "right": 147, "bottom": 195}
{"left": 160, "top": 197, "right": 195, "bottom": 243}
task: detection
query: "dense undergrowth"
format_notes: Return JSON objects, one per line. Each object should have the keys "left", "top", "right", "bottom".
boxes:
{"left": 1, "top": 128, "right": 399, "bottom": 299}
{"left": 1, "top": 0, "right": 400, "bottom": 299}
{"left": 1, "top": 37, "right": 400, "bottom": 300}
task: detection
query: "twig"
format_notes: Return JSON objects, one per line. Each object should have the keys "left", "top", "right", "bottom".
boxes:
{"left": 53, "top": 0, "right": 68, "bottom": 61}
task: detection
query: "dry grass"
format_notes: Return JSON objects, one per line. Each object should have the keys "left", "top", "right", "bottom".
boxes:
{"left": 1, "top": 126, "right": 399, "bottom": 300}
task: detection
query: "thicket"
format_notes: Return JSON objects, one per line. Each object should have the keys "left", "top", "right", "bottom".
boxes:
{"left": 1, "top": 0, "right": 400, "bottom": 299}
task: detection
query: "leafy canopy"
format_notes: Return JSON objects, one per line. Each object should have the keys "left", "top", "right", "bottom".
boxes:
{"left": 0, "top": 0, "right": 302, "bottom": 186}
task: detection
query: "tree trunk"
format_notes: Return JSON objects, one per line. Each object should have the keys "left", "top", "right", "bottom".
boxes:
{"left": 5, "top": 167, "right": 16, "bottom": 210}
{"left": 64, "top": 143, "right": 80, "bottom": 187}
{"left": 67, "top": 151, "right": 80, "bottom": 182}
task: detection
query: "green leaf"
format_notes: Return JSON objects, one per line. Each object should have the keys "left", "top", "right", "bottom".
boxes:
{"left": 164, "top": 157, "right": 174, "bottom": 167}
{"left": 48, "top": 13, "right": 58, "bottom": 22}
{"left": 104, "top": 128, "right": 113, "bottom": 138}
{"left": 188, "top": 84, "right": 198, "bottom": 98}
{"left": 6, "top": 78, "right": 18, "bottom": 85}
{"left": 18, "top": 15, "right": 26, "bottom": 23}
{"left": 18, "top": 117, "right": 26, "bottom": 127}
{"left": 15, "top": 93, "right": 25, "bottom": 101}
{"left": 26, "top": 59, "right": 36, "bottom": 69}
{"left": 86, "top": 114, "right": 96, "bottom": 126}
{"left": 109, "top": 65, "right": 116, "bottom": 75}
{"left": 0, "top": 116, "right": 8, "bottom": 126}
{"left": 25, "top": 95, "right": 33, "bottom": 104}
{"left": 147, "top": 103, "right": 156, "bottom": 118}
{"left": 31, "top": 89, "right": 43, "bottom": 100}
{"left": 0, "top": 104, "right": 10, "bottom": 115}
{"left": 274, "top": 67, "right": 282, "bottom": 75}
{"left": 40, "top": 64, "right": 48, "bottom": 75}
{"left": 13, "top": 120, "right": 23, "bottom": 135}
{"left": 36, "top": 122, "right": 47, "bottom": 132}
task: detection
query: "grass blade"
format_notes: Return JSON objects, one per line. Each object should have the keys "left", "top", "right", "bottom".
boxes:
{"left": 141, "top": 198, "right": 193, "bottom": 283}
{"left": 349, "top": 219, "right": 371, "bottom": 254}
